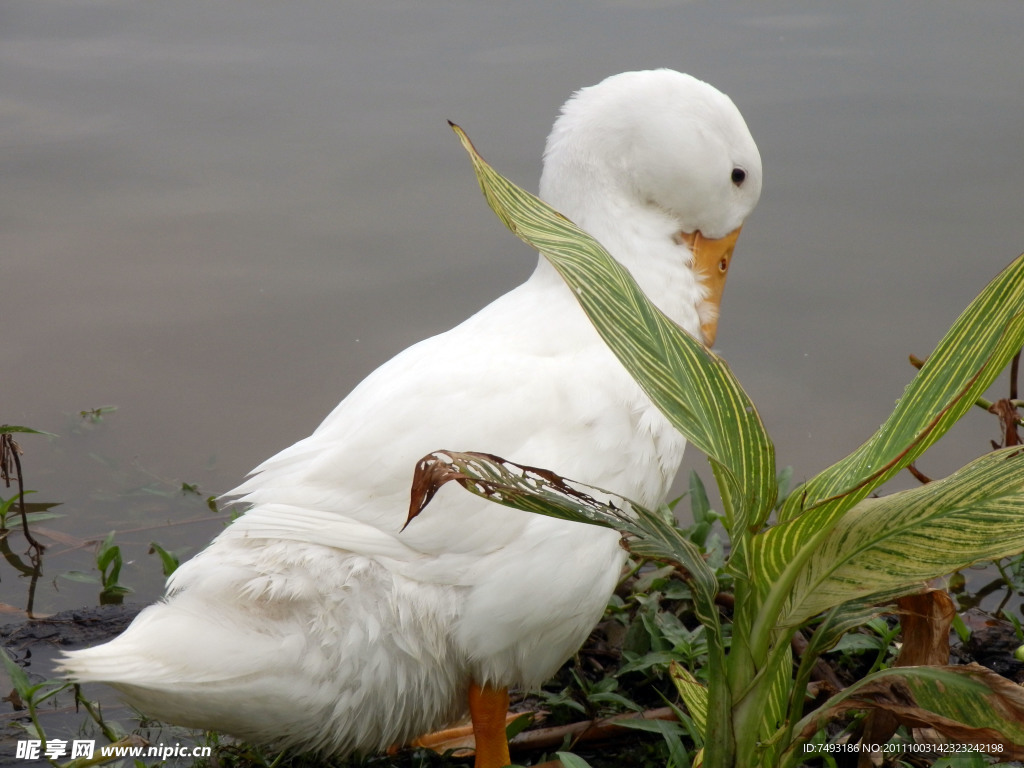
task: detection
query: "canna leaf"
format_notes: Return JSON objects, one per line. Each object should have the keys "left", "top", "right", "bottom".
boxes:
{"left": 670, "top": 662, "right": 708, "bottom": 744}
{"left": 782, "top": 447, "right": 1024, "bottom": 625}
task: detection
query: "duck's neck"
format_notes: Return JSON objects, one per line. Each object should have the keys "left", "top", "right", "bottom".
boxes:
{"left": 527, "top": 189, "right": 705, "bottom": 342}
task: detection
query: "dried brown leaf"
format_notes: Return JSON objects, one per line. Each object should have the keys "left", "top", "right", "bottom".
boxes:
{"left": 989, "top": 397, "right": 1022, "bottom": 447}
{"left": 895, "top": 589, "right": 955, "bottom": 668}
{"left": 858, "top": 590, "right": 957, "bottom": 765}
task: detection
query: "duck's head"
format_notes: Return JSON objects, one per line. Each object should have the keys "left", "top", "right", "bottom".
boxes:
{"left": 539, "top": 69, "right": 762, "bottom": 346}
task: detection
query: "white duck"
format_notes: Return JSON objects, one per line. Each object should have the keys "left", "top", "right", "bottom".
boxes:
{"left": 63, "top": 69, "right": 761, "bottom": 767}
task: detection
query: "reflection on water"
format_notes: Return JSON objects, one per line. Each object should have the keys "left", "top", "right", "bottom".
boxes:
{"left": 2, "top": 0, "right": 1023, "bottom": 757}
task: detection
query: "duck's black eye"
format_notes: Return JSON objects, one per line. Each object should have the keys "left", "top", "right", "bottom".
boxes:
{"left": 731, "top": 167, "right": 746, "bottom": 186}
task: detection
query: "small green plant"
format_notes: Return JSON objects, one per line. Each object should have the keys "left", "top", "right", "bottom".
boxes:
{"left": 96, "top": 531, "right": 133, "bottom": 603}
{"left": 1008, "top": 612, "right": 1024, "bottom": 643}
{"left": 951, "top": 612, "right": 973, "bottom": 645}
{"left": 825, "top": 616, "right": 900, "bottom": 677}
{"left": 149, "top": 540, "right": 181, "bottom": 577}
{"left": 994, "top": 551, "right": 1024, "bottom": 594}
{"left": 58, "top": 534, "right": 185, "bottom": 603}
{"left": 79, "top": 405, "right": 118, "bottom": 423}
{"left": 411, "top": 128, "right": 1024, "bottom": 766}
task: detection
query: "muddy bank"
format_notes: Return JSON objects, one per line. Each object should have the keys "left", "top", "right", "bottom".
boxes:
{"left": 2, "top": 604, "right": 143, "bottom": 655}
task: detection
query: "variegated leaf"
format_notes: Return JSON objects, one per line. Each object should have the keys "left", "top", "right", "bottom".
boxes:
{"left": 782, "top": 447, "right": 1024, "bottom": 625}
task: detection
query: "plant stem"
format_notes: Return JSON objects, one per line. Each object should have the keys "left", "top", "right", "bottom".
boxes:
{"left": 0, "top": 435, "right": 44, "bottom": 553}
{"left": 76, "top": 686, "right": 120, "bottom": 743}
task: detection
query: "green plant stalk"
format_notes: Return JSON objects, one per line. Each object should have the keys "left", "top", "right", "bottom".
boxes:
{"left": 722, "top": 493, "right": 789, "bottom": 764}
{"left": 707, "top": 456, "right": 758, "bottom": 766}
{"left": 735, "top": 516, "right": 871, "bottom": 760}
{"left": 710, "top": 459, "right": 739, "bottom": 535}
{"left": 729, "top": 627, "right": 796, "bottom": 766}
{"left": 746, "top": 522, "right": 834, "bottom": 665}
{"left": 865, "top": 621, "right": 900, "bottom": 676}
{"left": 74, "top": 686, "right": 119, "bottom": 744}
{"left": 725, "top": 581, "right": 757, "bottom": 696}
{"left": 785, "top": 644, "right": 822, "bottom": 748}
{"left": 776, "top": 601, "right": 880, "bottom": 754}
{"left": 726, "top": 577, "right": 766, "bottom": 757}
{"left": 701, "top": 642, "right": 735, "bottom": 768}
{"left": 685, "top": 567, "right": 733, "bottom": 768}
{"left": 709, "top": 457, "right": 768, "bottom": 747}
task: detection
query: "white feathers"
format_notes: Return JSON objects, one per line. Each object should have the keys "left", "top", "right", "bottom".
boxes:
{"left": 61, "top": 69, "right": 761, "bottom": 754}
{"left": 541, "top": 69, "right": 761, "bottom": 243}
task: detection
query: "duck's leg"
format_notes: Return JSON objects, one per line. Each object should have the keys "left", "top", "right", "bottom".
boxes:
{"left": 469, "top": 681, "right": 511, "bottom": 768}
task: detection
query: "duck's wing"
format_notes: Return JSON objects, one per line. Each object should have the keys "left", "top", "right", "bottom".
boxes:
{"left": 222, "top": 289, "right": 661, "bottom": 554}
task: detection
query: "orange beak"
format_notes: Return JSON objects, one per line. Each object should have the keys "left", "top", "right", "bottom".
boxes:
{"left": 676, "top": 226, "right": 743, "bottom": 347}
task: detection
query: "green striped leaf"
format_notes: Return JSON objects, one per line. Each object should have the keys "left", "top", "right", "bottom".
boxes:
{"left": 451, "top": 124, "right": 776, "bottom": 535}
{"left": 782, "top": 447, "right": 1024, "bottom": 624}
{"left": 730, "top": 640, "right": 794, "bottom": 766}
{"left": 670, "top": 662, "right": 708, "bottom": 743}
{"left": 752, "top": 255, "right": 1024, "bottom": 612}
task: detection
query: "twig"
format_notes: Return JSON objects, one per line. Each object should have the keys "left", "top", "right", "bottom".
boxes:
{"left": 411, "top": 707, "right": 680, "bottom": 759}
{"left": 906, "top": 462, "right": 932, "bottom": 484}
{"left": 74, "top": 685, "right": 120, "bottom": 743}
{"left": 509, "top": 706, "right": 679, "bottom": 752}
{"left": 0, "top": 434, "right": 43, "bottom": 554}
